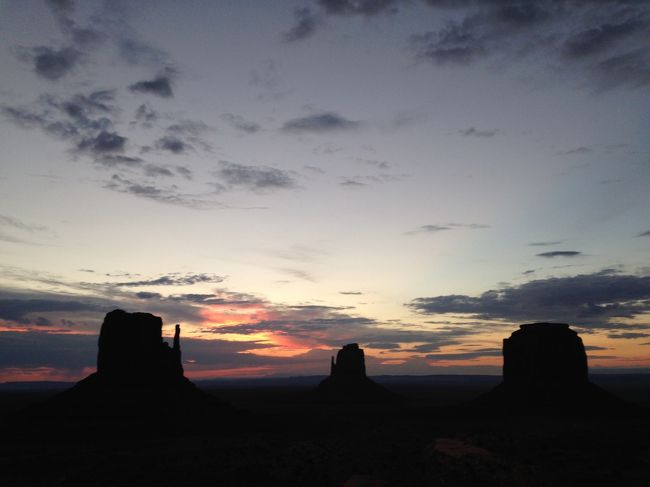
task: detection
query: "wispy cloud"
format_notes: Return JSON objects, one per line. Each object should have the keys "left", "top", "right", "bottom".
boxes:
{"left": 111, "top": 273, "right": 226, "bottom": 287}
{"left": 536, "top": 251, "right": 582, "bottom": 258}
{"left": 213, "top": 161, "right": 297, "bottom": 193}
{"left": 458, "top": 127, "right": 500, "bottom": 137}
{"left": 220, "top": 113, "right": 261, "bottom": 134}
{"left": 405, "top": 223, "right": 489, "bottom": 235}
{"left": 282, "top": 112, "right": 361, "bottom": 133}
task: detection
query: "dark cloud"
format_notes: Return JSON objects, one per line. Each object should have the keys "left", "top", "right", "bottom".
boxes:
{"left": 203, "top": 305, "right": 474, "bottom": 352}
{"left": 77, "top": 130, "right": 127, "bottom": 154}
{"left": 529, "top": 241, "right": 562, "bottom": 246}
{"left": 407, "top": 270, "right": 650, "bottom": 327}
{"left": 0, "top": 297, "right": 102, "bottom": 324}
{"left": 638, "top": 230, "right": 650, "bottom": 237}
{"left": 459, "top": 127, "right": 500, "bottom": 137}
{"left": 557, "top": 146, "right": 592, "bottom": 156}
{"left": 97, "top": 154, "right": 143, "bottom": 168}
{"left": 129, "top": 75, "right": 174, "bottom": 98}
{"left": 103, "top": 174, "right": 218, "bottom": 209}
{"left": 45, "top": 0, "right": 105, "bottom": 49}
{"left": 153, "top": 120, "right": 211, "bottom": 153}
{"left": 28, "top": 46, "right": 81, "bottom": 80}
{"left": 213, "top": 161, "right": 297, "bottom": 192}
{"left": 220, "top": 113, "right": 261, "bottom": 134}
{"left": 426, "top": 347, "right": 502, "bottom": 361}
{"left": 155, "top": 135, "right": 186, "bottom": 154}
{"left": 405, "top": 224, "right": 451, "bottom": 235}
{"left": 0, "top": 331, "right": 96, "bottom": 371}
{"left": 282, "top": 112, "right": 361, "bottom": 133}
{"left": 283, "top": 7, "right": 322, "bottom": 42}
{"left": 405, "top": 223, "right": 489, "bottom": 235}
{"left": 134, "top": 104, "right": 159, "bottom": 127}
{"left": 606, "top": 332, "right": 650, "bottom": 340}
{"left": 365, "top": 342, "right": 400, "bottom": 350}
{"left": 143, "top": 164, "right": 174, "bottom": 177}
{"left": 563, "top": 19, "right": 644, "bottom": 60}
{"left": 112, "top": 273, "right": 225, "bottom": 287}
{"left": 594, "top": 48, "right": 650, "bottom": 90}
{"left": 536, "top": 251, "right": 582, "bottom": 258}
{"left": 410, "top": 21, "right": 486, "bottom": 65}
{"left": 409, "top": 2, "right": 650, "bottom": 89}
{"left": 340, "top": 179, "right": 366, "bottom": 188}
{"left": 175, "top": 166, "right": 193, "bottom": 179}
{"left": 1, "top": 90, "right": 132, "bottom": 166}
{"left": 340, "top": 291, "right": 363, "bottom": 295}
{"left": 318, "top": 0, "right": 401, "bottom": 16}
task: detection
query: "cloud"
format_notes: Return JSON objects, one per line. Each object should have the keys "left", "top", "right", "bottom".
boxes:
{"left": 282, "top": 112, "right": 360, "bottom": 133}
{"left": 129, "top": 75, "right": 174, "bottom": 98}
{"left": 638, "top": 230, "right": 650, "bottom": 237}
{"left": 153, "top": 120, "right": 211, "bottom": 154}
{"left": 1, "top": 90, "right": 134, "bottom": 166}
{"left": 557, "top": 146, "right": 592, "bottom": 156}
{"left": 405, "top": 223, "right": 489, "bottom": 235}
{"left": 563, "top": 18, "right": 644, "bottom": 60}
{"left": 426, "top": 347, "right": 502, "bottom": 361}
{"left": 536, "top": 251, "right": 582, "bottom": 258}
{"left": 111, "top": 273, "right": 225, "bottom": 287}
{"left": 213, "top": 161, "right": 297, "bottom": 193}
{"left": 220, "top": 113, "right": 261, "bottom": 134}
{"left": 0, "top": 331, "right": 97, "bottom": 371}
{"left": 410, "top": 21, "right": 487, "bottom": 65}
{"left": 340, "top": 291, "right": 363, "bottom": 295}
{"left": 283, "top": 7, "right": 322, "bottom": 42}
{"left": 0, "top": 214, "right": 47, "bottom": 233}
{"left": 103, "top": 174, "right": 219, "bottom": 209}
{"left": 278, "top": 268, "right": 316, "bottom": 282}
{"left": 318, "top": 0, "right": 402, "bottom": 16}
{"left": 409, "top": 2, "right": 650, "bottom": 89}
{"left": 606, "top": 332, "right": 650, "bottom": 340}
{"left": 45, "top": 0, "right": 105, "bottom": 49}
{"left": 459, "top": 127, "right": 500, "bottom": 137}
{"left": 529, "top": 241, "right": 562, "bottom": 247}
{"left": 78, "top": 130, "right": 127, "bottom": 154}
{"left": 134, "top": 104, "right": 159, "bottom": 127}
{"left": 407, "top": 270, "right": 650, "bottom": 327}
{"left": 340, "top": 179, "right": 366, "bottom": 188}
{"left": 155, "top": 135, "right": 186, "bottom": 154}
{"left": 0, "top": 296, "right": 104, "bottom": 325}
{"left": 203, "top": 303, "right": 474, "bottom": 352}
{"left": 27, "top": 46, "right": 81, "bottom": 80}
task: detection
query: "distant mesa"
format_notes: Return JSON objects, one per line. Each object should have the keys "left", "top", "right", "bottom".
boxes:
{"left": 475, "top": 323, "right": 626, "bottom": 413}
{"left": 315, "top": 343, "right": 394, "bottom": 402}
{"left": 32, "top": 309, "right": 229, "bottom": 419}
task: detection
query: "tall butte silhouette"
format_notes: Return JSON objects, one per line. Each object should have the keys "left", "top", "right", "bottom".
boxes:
{"left": 474, "top": 322, "right": 625, "bottom": 413}
{"left": 32, "top": 309, "right": 229, "bottom": 419}
{"left": 315, "top": 343, "right": 394, "bottom": 402}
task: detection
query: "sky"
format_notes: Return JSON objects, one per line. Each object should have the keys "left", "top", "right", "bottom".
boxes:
{"left": 1, "top": 0, "right": 649, "bottom": 382}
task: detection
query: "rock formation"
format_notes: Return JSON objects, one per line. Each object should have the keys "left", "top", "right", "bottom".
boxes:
{"left": 37, "top": 309, "right": 228, "bottom": 420}
{"left": 502, "top": 323, "right": 588, "bottom": 387}
{"left": 475, "top": 322, "right": 625, "bottom": 413}
{"left": 97, "top": 309, "right": 184, "bottom": 383}
{"left": 316, "top": 343, "right": 394, "bottom": 402}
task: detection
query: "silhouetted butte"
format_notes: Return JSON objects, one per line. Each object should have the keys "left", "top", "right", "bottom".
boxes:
{"left": 315, "top": 343, "right": 394, "bottom": 402}
{"left": 475, "top": 323, "right": 625, "bottom": 413}
{"left": 33, "top": 309, "right": 228, "bottom": 419}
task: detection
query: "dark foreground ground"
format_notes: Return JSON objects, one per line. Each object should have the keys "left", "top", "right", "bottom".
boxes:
{"left": 1, "top": 375, "right": 649, "bottom": 486}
